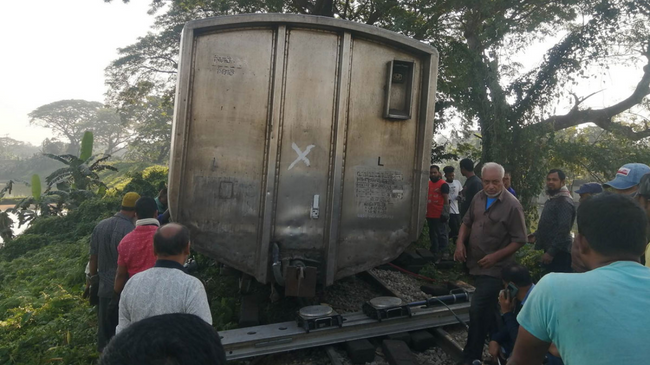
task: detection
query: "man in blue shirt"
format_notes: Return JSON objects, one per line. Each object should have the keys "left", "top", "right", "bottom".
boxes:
{"left": 510, "top": 193, "right": 650, "bottom": 365}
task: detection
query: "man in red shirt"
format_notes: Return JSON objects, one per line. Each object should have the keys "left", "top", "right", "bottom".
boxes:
{"left": 113, "top": 197, "right": 160, "bottom": 295}
{"left": 427, "top": 165, "right": 450, "bottom": 258}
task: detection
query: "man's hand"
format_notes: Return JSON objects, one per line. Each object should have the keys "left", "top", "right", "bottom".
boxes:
{"left": 488, "top": 341, "right": 502, "bottom": 362}
{"left": 541, "top": 252, "right": 554, "bottom": 265}
{"left": 83, "top": 281, "right": 91, "bottom": 299}
{"left": 478, "top": 253, "right": 498, "bottom": 269}
{"left": 499, "top": 289, "right": 515, "bottom": 313}
{"left": 527, "top": 234, "right": 536, "bottom": 243}
{"left": 454, "top": 241, "right": 467, "bottom": 262}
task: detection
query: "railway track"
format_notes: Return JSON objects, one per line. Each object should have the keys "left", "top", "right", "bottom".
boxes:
{"left": 222, "top": 265, "right": 474, "bottom": 364}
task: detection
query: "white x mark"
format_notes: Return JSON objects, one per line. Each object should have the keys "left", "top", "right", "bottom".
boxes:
{"left": 288, "top": 143, "right": 315, "bottom": 170}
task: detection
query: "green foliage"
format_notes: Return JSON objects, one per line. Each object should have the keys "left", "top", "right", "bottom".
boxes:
{"left": 78, "top": 132, "right": 94, "bottom": 162}
{"left": 5, "top": 176, "right": 70, "bottom": 229}
{"left": 0, "top": 237, "right": 98, "bottom": 364}
{"left": 419, "top": 263, "right": 438, "bottom": 280}
{"left": 44, "top": 132, "right": 118, "bottom": 194}
{"left": 1, "top": 197, "right": 121, "bottom": 262}
{"left": 120, "top": 96, "right": 174, "bottom": 164}
{"left": 515, "top": 245, "right": 544, "bottom": 283}
{"left": 117, "top": 165, "right": 169, "bottom": 197}
{"left": 0, "top": 191, "right": 241, "bottom": 363}
{"left": 0, "top": 212, "right": 13, "bottom": 244}
{"left": 549, "top": 126, "right": 650, "bottom": 183}
{"left": 193, "top": 254, "right": 240, "bottom": 330}
{"left": 30, "top": 174, "right": 41, "bottom": 201}
{"left": 430, "top": 142, "right": 458, "bottom": 164}
{"left": 0, "top": 195, "right": 121, "bottom": 364}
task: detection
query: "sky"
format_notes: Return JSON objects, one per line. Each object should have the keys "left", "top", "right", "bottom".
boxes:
{"left": 0, "top": 1, "right": 646, "bottom": 147}
{"left": 0, "top": 0, "right": 154, "bottom": 145}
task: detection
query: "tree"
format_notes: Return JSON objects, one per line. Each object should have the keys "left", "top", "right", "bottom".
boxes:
{"left": 0, "top": 137, "right": 38, "bottom": 160}
{"left": 93, "top": 108, "right": 131, "bottom": 155}
{"left": 41, "top": 138, "right": 68, "bottom": 155}
{"left": 121, "top": 96, "right": 173, "bottom": 164}
{"left": 106, "top": 0, "right": 650, "bottom": 216}
{"left": 549, "top": 125, "right": 650, "bottom": 183}
{"left": 28, "top": 100, "right": 103, "bottom": 155}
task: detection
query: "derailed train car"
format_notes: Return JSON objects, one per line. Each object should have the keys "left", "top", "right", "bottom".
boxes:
{"left": 168, "top": 14, "right": 439, "bottom": 296}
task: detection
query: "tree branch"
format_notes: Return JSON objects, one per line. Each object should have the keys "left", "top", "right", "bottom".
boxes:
{"left": 533, "top": 46, "right": 650, "bottom": 140}
{"left": 137, "top": 65, "right": 177, "bottom": 74}
{"left": 292, "top": 0, "right": 315, "bottom": 14}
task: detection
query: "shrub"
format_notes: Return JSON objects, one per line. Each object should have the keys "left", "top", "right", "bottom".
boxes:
{"left": 115, "top": 165, "right": 168, "bottom": 198}
{"left": 515, "top": 244, "right": 544, "bottom": 282}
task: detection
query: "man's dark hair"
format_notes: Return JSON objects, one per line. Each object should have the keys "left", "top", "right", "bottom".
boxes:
{"left": 501, "top": 264, "right": 532, "bottom": 287}
{"left": 99, "top": 313, "right": 226, "bottom": 365}
{"left": 443, "top": 166, "right": 455, "bottom": 174}
{"left": 154, "top": 224, "right": 191, "bottom": 256}
{"left": 577, "top": 192, "right": 647, "bottom": 256}
{"left": 548, "top": 169, "right": 566, "bottom": 181}
{"left": 430, "top": 165, "right": 440, "bottom": 171}
{"left": 459, "top": 158, "right": 474, "bottom": 172}
{"left": 135, "top": 197, "right": 158, "bottom": 219}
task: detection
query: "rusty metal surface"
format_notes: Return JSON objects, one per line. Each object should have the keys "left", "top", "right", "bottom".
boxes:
{"left": 169, "top": 14, "right": 439, "bottom": 287}
{"left": 285, "top": 266, "right": 318, "bottom": 297}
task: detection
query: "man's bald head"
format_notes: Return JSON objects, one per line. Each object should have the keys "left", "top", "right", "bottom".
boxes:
{"left": 154, "top": 223, "right": 191, "bottom": 256}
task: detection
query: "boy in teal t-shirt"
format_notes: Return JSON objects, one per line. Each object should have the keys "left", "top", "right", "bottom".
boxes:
{"left": 509, "top": 193, "right": 650, "bottom": 365}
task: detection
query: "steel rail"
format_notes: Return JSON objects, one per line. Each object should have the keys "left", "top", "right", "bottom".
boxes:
{"left": 220, "top": 301, "right": 470, "bottom": 360}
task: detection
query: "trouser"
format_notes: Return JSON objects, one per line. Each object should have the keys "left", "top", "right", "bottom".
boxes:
{"left": 544, "top": 251, "right": 572, "bottom": 273}
{"left": 97, "top": 296, "right": 114, "bottom": 352}
{"left": 448, "top": 214, "right": 461, "bottom": 240}
{"left": 427, "top": 217, "right": 448, "bottom": 253}
{"left": 463, "top": 275, "right": 503, "bottom": 363}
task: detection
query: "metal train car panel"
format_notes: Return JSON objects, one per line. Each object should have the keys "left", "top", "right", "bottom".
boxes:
{"left": 169, "top": 14, "right": 439, "bottom": 294}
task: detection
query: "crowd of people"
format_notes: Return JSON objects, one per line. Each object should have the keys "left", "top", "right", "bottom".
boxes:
{"left": 84, "top": 188, "right": 223, "bottom": 364}
{"left": 87, "top": 160, "right": 650, "bottom": 364}
{"left": 425, "top": 160, "right": 650, "bottom": 365}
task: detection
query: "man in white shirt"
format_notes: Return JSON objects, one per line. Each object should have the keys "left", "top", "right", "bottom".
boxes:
{"left": 116, "top": 223, "right": 212, "bottom": 333}
{"left": 443, "top": 166, "right": 463, "bottom": 241}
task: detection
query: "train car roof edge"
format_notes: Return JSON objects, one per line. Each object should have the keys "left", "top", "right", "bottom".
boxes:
{"left": 183, "top": 13, "right": 438, "bottom": 57}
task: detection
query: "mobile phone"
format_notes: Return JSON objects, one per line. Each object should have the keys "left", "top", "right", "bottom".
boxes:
{"left": 507, "top": 282, "right": 519, "bottom": 298}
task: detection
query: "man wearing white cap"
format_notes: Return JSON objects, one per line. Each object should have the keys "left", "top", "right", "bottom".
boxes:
{"left": 603, "top": 163, "right": 650, "bottom": 196}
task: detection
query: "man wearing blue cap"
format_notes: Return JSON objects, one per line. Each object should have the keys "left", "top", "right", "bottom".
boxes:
{"left": 575, "top": 182, "right": 603, "bottom": 203}
{"left": 603, "top": 163, "right": 650, "bottom": 196}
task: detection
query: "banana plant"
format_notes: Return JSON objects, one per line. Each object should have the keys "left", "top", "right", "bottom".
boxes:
{"left": 44, "top": 131, "right": 117, "bottom": 192}
{"left": 6, "top": 175, "right": 68, "bottom": 228}
{"left": 0, "top": 179, "right": 29, "bottom": 242}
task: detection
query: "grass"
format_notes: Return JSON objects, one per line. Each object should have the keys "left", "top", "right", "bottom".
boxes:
{"left": 0, "top": 236, "right": 98, "bottom": 364}
{"left": 0, "top": 194, "right": 244, "bottom": 364}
